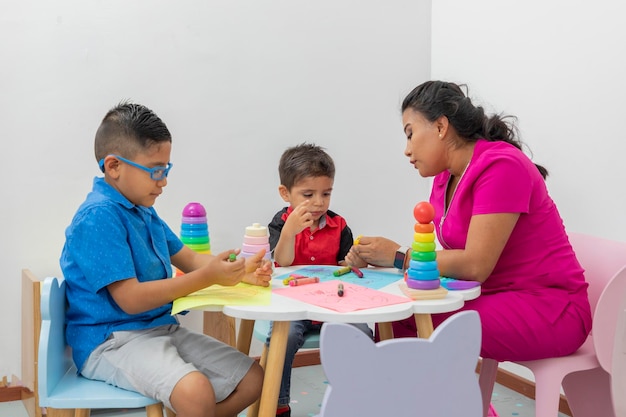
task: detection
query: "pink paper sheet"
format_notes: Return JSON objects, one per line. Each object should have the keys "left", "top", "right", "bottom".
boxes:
{"left": 273, "top": 280, "right": 412, "bottom": 312}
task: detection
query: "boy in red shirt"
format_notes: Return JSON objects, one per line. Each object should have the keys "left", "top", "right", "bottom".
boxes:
{"left": 267, "top": 143, "right": 370, "bottom": 417}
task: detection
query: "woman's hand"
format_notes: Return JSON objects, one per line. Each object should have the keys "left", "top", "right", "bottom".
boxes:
{"left": 347, "top": 236, "right": 401, "bottom": 268}
{"left": 343, "top": 251, "right": 368, "bottom": 268}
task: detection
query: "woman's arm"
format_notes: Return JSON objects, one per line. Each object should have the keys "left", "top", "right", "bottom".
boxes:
{"left": 347, "top": 212, "right": 518, "bottom": 282}
{"left": 437, "top": 212, "right": 519, "bottom": 282}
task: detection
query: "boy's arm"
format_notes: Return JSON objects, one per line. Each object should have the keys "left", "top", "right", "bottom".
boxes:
{"left": 273, "top": 232, "right": 297, "bottom": 267}
{"left": 108, "top": 248, "right": 247, "bottom": 314}
{"left": 171, "top": 244, "right": 216, "bottom": 273}
{"left": 173, "top": 245, "right": 272, "bottom": 286}
{"left": 273, "top": 200, "right": 312, "bottom": 266}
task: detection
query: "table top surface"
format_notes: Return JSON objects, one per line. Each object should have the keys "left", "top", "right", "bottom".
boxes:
{"left": 222, "top": 266, "right": 479, "bottom": 323}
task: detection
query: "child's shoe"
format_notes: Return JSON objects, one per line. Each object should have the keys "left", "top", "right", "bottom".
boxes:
{"left": 276, "top": 405, "right": 291, "bottom": 417}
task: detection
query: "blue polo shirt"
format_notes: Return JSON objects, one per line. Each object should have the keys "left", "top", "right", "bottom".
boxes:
{"left": 60, "top": 177, "right": 184, "bottom": 371}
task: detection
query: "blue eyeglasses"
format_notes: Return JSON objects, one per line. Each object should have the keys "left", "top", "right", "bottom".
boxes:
{"left": 99, "top": 154, "right": 173, "bottom": 180}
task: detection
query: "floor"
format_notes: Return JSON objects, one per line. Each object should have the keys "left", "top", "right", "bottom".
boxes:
{"left": 2, "top": 365, "right": 568, "bottom": 417}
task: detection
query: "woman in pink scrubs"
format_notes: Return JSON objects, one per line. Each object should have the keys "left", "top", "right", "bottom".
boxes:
{"left": 347, "top": 81, "right": 591, "bottom": 361}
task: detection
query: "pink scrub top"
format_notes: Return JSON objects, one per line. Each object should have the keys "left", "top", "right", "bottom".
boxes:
{"left": 426, "top": 139, "right": 592, "bottom": 361}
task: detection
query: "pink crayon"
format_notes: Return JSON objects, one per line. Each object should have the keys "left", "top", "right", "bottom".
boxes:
{"left": 289, "top": 277, "right": 320, "bottom": 286}
{"left": 282, "top": 274, "right": 308, "bottom": 286}
{"left": 350, "top": 266, "right": 364, "bottom": 278}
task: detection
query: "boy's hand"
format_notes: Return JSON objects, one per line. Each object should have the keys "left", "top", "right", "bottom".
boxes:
{"left": 203, "top": 249, "right": 246, "bottom": 286}
{"left": 283, "top": 200, "right": 313, "bottom": 236}
{"left": 242, "top": 249, "right": 272, "bottom": 287}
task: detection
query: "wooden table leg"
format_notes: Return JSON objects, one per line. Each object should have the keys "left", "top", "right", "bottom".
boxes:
{"left": 246, "top": 343, "right": 267, "bottom": 417}
{"left": 414, "top": 313, "right": 434, "bottom": 339}
{"left": 377, "top": 322, "right": 394, "bottom": 341}
{"left": 46, "top": 409, "right": 74, "bottom": 417}
{"left": 203, "top": 312, "right": 236, "bottom": 347}
{"left": 246, "top": 320, "right": 289, "bottom": 417}
{"left": 237, "top": 319, "right": 255, "bottom": 355}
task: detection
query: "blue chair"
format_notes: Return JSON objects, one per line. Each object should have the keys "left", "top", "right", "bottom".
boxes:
{"left": 38, "top": 276, "right": 173, "bottom": 417}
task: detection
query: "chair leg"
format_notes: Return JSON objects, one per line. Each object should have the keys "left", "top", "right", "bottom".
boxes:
{"left": 478, "top": 358, "right": 499, "bottom": 417}
{"left": 237, "top": 319, "right": 255, "bottom": 355}
{"left": 562, "top": 368, "right": 615, "bottom": 417}
{"left": 258, "top": 342, "right": 270, "bottom": 370}
{"left": 165, "top": 407, "right": 177, "bottom": 417}
{"left": 530, "top": 368, "right": 567, "bottom": 417}
{"left": 46, "top": 408, "right": 75, "bottom": 417}
{"left": 145, "top": 403, "right": 165, "bottom": 417}
{"left": 377, "top": 322, "right": 394, "bottom": 340}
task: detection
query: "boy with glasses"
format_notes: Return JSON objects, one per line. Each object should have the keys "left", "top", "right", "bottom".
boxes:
{"left": 60, "top": 102, "right": 271, "bottom": 417}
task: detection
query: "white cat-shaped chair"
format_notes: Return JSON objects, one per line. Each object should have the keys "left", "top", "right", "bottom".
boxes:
{"left": 317, "top": 311, "right": 482, "bottom": 417}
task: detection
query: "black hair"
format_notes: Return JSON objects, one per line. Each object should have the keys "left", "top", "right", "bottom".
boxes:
{"left": 94, "top": 101, "right": 172, "bottom": 164}
{"left": 278, "top": 142, "right": 335, "bottom": 190}
{"left": 402, "top": 81, "right": 548, "bottom": 179}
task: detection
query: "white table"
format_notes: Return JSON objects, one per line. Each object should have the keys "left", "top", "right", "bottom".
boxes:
{"left": 221, "top": 267, "right": 479, "bottom": 417}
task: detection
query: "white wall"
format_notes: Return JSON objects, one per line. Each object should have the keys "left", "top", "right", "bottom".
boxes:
{"left": 5, "top": 0, "right": 622, "bottom": 385}
{"left": 0, "top": 1, "right": 431, "bottom": 380}
{"left": 431, "top": 0, "right": 626, "bottom": 241}
{"left": 431, "top": 0, "right": 626, "bottom": 381}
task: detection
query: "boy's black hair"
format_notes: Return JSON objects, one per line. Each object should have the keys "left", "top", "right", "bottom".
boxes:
{"left": 94, "top": 101, "right": 171, "bottom": 163}
{"left": 278, "top": 142, "right": 335, "bottom": 190}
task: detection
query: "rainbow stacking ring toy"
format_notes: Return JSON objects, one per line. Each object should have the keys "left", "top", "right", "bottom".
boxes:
{"left": 241, "top": 223, "right": 271, "bottom": 261}
{"left": 180, "top": 202, "right": 211, "bottom": 254}
{"left": 406, "top": 202, "right": 440, "bottom": 290}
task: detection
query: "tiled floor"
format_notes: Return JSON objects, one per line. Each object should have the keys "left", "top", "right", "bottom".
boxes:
{"left": 1, "top": 365, "right": 568, "bottom": 417}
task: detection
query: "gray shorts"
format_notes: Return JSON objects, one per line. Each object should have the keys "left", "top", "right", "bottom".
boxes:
{"left": 81, "top": 324, "right": 254, "bottom": 411}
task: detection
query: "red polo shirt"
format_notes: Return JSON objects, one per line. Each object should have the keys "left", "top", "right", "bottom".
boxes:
{"left": 268, "top": 207, "right": 354, "bottom": 266}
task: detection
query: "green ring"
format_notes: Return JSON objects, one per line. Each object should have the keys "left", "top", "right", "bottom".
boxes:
{"left": 411, "top": 241, "right": 436, "bottom": 252}
{"left": 411, "top": 251, "right": 436, "bottom": 262}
